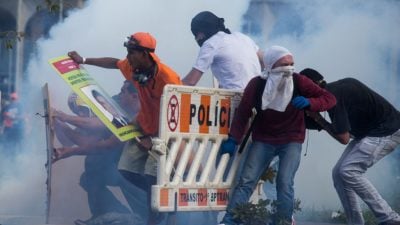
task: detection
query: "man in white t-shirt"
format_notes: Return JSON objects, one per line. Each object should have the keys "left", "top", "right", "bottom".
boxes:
{"left": 182, "top": 11, "right": 264, "bottom": 90}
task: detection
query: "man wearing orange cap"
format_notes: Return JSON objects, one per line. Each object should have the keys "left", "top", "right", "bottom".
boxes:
{"left": 68, "top": 32, "right": 182, "bottom": 225}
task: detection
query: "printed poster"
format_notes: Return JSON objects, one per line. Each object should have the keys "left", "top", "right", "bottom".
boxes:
{"left": 48, "top": 55, "right": 141, "bottom": 141}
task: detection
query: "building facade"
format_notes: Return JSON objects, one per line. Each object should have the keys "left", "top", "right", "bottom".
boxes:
{"left": 0, "top": 0, "right": 85, "bottom": 102}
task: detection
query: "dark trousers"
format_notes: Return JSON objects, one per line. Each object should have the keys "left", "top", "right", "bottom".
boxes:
{"left": 80, "top": 154, "right": 131, "bottom": 218}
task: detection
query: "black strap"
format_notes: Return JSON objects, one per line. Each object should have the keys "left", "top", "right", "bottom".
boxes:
{"left": 292, "top": 74, "right": 300, "bottom": 99}
{"left": 238, "top": 112, "right": 257, "bottom": 153}
{"left": 238, "top": 78, "right": 266, "bottom": 153}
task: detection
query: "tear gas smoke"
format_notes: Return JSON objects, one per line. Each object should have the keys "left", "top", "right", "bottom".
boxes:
{"left": 264, "top": 0, "right": 400, "bottom": 210}
{"left": 1, "top": 0, "right": 248, "bottom": 223}
{"left": 1, "top": 0, "right": 399, "bottom": 223}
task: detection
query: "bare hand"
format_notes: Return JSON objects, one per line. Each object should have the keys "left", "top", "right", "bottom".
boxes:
{"left": 52, "top": 147, "right": 74, "bottom": 163}
{"left": 52, "top": 109, "right": 69, "bottom": 122}
{"left": 136, "top": 136, "right": 153, "bottom": 151}
{"left": 67, "top": 51, "right": 84, "bottom": 64}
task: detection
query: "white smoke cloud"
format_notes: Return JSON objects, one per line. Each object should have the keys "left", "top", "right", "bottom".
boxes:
{"left": 263, "top": 0, "right": 400, "bottom": 210}
{"left": 32, "top": 0, "right": 249, "bottom": 93}
{"left": 0, "top": 0, "right": 249, "bottom": 223}
{"left": 270, "top": 0, "right": 400, "bottom": 100}
{"left": 2, "top": 0, "right": 399, "bottom": 222}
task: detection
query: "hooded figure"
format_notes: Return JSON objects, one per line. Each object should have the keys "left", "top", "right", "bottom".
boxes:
{"left": 260, "top": 46, "right": 295, "bottom": 112}
{"left": 190, "top": 11, "right": 231, "bottom": 46}
{"left": 218, "top": 46, "right": 336, "bottom": 225}
{"left": 300, "top": 68, "right": 400, "bottom": 225}
{"left": 183, "top": 11, "right": 262, "bottom": 89}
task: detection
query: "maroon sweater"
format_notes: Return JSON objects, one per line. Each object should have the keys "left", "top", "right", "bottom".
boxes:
{"left": 230, "top": 73, "right": 336, "bottom": 144}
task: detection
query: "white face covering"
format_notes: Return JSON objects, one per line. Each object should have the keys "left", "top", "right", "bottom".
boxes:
{"left": 260, "top": 65, "right": 295, "bottom": 111}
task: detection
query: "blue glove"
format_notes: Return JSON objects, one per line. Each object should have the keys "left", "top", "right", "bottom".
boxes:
{"left": 291, "top": 96, "right": 310, "bottom": 109}
{"left": 219, "top": 136, "right": 238, "bottom": 157}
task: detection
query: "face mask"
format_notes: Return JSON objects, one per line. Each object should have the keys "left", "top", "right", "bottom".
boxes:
{"left": 269, "top": 66, "right": 294, "bottom": 91}
{"left": 270, "top": 65, "right": 295, "bottom": 77}
{"left": 260, "top": 65, "right": 295, "bottom": 111}
{"left": 194, "top": 31, "right": 215, "bottom": 47}
{"left": 196, "top": 38, "right": 206, "bottom": 47}
{"left": 195, "top": 33, "right": 212, "bottom": 47}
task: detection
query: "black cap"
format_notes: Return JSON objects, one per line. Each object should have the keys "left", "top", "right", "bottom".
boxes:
{"left": 191, "top": 11, "right": 230, "bottom": 36}
{"left": 300, "top": 68, "right": 327, "bottom": 87}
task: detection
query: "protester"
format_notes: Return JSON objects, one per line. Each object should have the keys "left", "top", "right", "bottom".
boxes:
{"left": 300, "top": 68, "right": 400, "bottom": 225}
{"left": 218, "top": 46, "right": 336, "bottom": 225}
{"left": 181, "top": 11, "right": 269, "bottom": 224}
{"left": 0, "top": 92, "right": 26, "bottom": 158}
{"left": 182, "top": 11, "right": 263, "bottom": 89}
{"left": 68, "top": 32, "right": 182, "bottom": 225}
{"left": 53, "top": 81, "right": 144, "bottom": 225}
{"left": 185, "top": 10, "right": 275, "bottom": 199}
{"left": 184, "top": 11, "right": 276, "bottom": 204}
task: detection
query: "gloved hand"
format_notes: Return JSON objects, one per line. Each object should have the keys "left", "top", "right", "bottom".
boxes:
{"left": 219, "top": 136, "right": 238, "bottom": 157}
{"left": 291, "top": 96, "right": 310, "bottom": 109}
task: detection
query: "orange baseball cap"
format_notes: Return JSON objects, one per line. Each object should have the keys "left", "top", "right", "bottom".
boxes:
{"left": 126, "top": 32, "right": 160, "bottom": 62}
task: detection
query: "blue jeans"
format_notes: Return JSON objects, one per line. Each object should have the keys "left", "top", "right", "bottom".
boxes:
{"left": 221, "top": 141, "right": 302, "bottom": 225}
